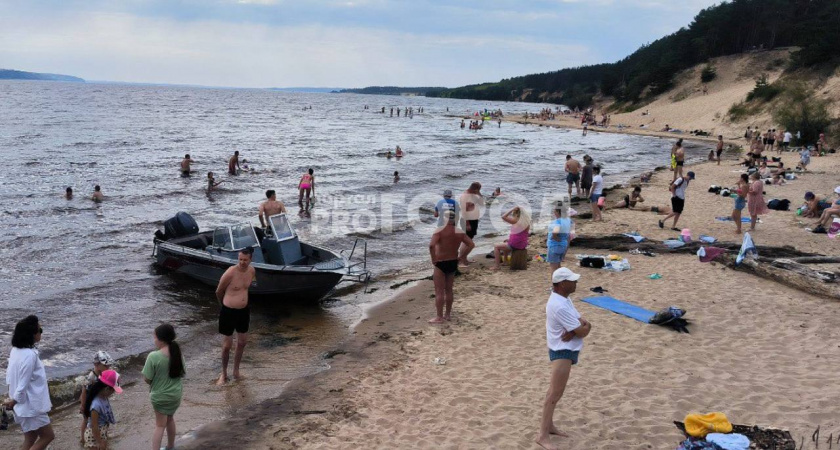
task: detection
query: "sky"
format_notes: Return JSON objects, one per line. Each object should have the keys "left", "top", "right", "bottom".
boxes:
{"left": 0, "top": 0, "right": 722, "bottom": 88}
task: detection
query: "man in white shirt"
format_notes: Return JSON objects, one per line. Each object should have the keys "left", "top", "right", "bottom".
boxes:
{"left": 659, "top": 171, "right": 695, "bottom": 231}
{"left": 783, "top": 130, "right": 792, "bottom": 151}
{"left": 537, "top": 268, "right": 591, "bottom": 450}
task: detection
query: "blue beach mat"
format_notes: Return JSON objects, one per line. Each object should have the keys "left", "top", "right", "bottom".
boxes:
{"left": 716, "top": 216, "right": 752, "bottom": 223}
{"left": 581, "top": 296, "right": 655, "bottom": 323}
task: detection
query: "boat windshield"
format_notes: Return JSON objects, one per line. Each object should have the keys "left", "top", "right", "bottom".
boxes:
{"left": 212, "top": 224, "right": 258, "bottom": 251}
{"left": 269, "top": 214, "right": 295, "bottom": 241}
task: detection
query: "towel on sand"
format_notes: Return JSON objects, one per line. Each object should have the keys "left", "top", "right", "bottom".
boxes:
{"left": 684, "top": 412, "right": 733, "bottom": 438}
{"left": 697, "top": 246, "right": 727, "bottom": 262}
{"left": 706, "top": 433, "right": 750, "bottom": 450}
{"left": 736, "top": 232, "right": 757, "bottom": 265}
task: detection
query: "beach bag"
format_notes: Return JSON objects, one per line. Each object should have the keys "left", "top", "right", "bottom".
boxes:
{"left": 650, "top": 306, "right": 685, "bottom": 324}
{"left": 767, "top": 199, "right": 790, "bottom": 211}
{"left": 708, "top": 185, "right": 721, "bottom": 194}
{"left": 579, "top": 257, "right": 605, "bottom": 269}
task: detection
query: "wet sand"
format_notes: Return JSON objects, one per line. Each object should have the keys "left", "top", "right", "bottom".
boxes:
{"left": 173, "top": 154, "right": 840, "bottom": 449}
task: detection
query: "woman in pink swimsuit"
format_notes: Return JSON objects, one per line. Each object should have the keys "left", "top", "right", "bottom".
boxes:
{"left": 298, "top": 168, "right": 315, "bottom": 209}
{"left": 492, "top": 206, "right": 530, "bottom": 270}
{"left": 747, "top": 171, "right": 769, "bottom": 231}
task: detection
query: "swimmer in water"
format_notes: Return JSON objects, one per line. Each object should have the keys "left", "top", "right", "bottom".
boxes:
{"left": 92, "top": 185, "right": 104, "bottom": 202}
{"left": 386, "top": 151, "right": 393, "bottom": 159}
{"left": 65, "top": 187, "right": 73, "bottom": 200}
{"left": 298, "top": 168, "right": 315, "bottom": 210}
{"left": 228, "top": 151, "right": 241, "bottom": 175}
{"left": 394, "top": 171, "right": 400, "bottom": 183}
{"left": 207, "top": 171, "right": 225, "bottom": 191}
{"left": 395, "top": 146, "right": 404, "bottom": 157}
{"left": 491, "top": 187, "right": 501, "bottom": 198}
{"left": 181, "top": 154, "right": 194, "bottom": 177}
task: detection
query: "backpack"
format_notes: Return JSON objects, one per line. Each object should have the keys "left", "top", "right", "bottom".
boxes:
{"left": 767, "top": 199, "right": 790, "bottom": 211}
{"left": 649, "top": 306, "right": 690, "bottom": 333}
{"left": 580, "top": 257, "right": 605, "bottom": 269}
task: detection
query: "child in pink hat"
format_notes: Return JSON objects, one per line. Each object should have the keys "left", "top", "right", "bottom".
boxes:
{"left": 83, "top": 369, "right": 122, "bottom": 449}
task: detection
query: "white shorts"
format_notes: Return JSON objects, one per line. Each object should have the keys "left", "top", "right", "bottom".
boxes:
{"left": 18, "top": 413, "right": 50, "bottom": 433}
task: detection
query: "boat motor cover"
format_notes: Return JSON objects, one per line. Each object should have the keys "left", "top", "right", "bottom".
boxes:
{"left": 164, "top": 212, "right": 199, "bottom": 239}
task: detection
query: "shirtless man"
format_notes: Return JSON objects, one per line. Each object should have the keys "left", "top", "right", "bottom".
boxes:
{"left": 92, "top": 185, "right": 104, "bottom": 202}
{"left": 180, "top": 154, "right": 194, "bottom": 177}
{"left": 673, "top": 141, "right": 685, "bottom": 181}
{"left": 228, "top": 151, "right": 241, "bottom": 175}
{"left": 215, "top": 248, "right": 256, "bottom": 384}
{"left": 564, "top": 155, "right": 582, "bottom": 197}
{"left": 259, "top": 190, "right": 286, "bottom": 228}
{"left": 428, "top": 211, "right": 474, "bottom": 324}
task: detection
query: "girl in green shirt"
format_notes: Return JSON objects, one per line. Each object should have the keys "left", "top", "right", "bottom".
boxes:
{"left": 142, "top": 324, "right": 186, "bottom": 450}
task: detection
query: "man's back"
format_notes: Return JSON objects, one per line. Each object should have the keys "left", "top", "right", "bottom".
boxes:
{"left": 566, "top": 159, "right": 581, "bottom": 173}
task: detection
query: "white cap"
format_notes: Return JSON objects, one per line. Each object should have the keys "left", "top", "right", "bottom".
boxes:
{"left": 552, "top": 267, "right": 581, "bottom": 284}
{"left": 834, "top": 186, "right": 840, "bottom": 195}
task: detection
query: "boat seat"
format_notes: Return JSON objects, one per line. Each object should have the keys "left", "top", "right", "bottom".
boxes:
{"left": 173, "top": 234, "right": 209, "bottom": 250}
{"left": 278, "top": 237, "right": 306, "bottom": 265}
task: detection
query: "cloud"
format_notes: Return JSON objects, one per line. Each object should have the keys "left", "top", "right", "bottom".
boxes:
{"left": 0, "top": 10, "right": 597, "bottom": 87}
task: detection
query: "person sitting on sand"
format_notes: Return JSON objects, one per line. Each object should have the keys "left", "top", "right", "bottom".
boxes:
{"left": 607, "top": 186, "right": 643, "bottom": 210}
{"left": 92, "top": 185, "right": 104, "bottom": 202}
{"left": 65, "top": 187, "right": 73, "bottom": 200}
{"left": 491, "top": 207, "right": 530, "bottom": 271}
{"left": 207, "top": 172, "right": 224, "bottom": 191}
{"left": 772, "top": 162, "right": 787, "bottom": 185}
{"left": 813, "top": 186, "right": 840, "bottom": 231}
{"left": 802, "top": 192, "right": 830, "bottom": 218}
{"left": 758, "top": 162, "right": 772, "bottom": 179}
{"left": 428, "top": 211, "right": 474, "bottom": 324}
{"left": 393, "top": 171, "right": 400, "bottom": 183}
{"left": 537, "top": 267, "right": 591, "bottom": 450}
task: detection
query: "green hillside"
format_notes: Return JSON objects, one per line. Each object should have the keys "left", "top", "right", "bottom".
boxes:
{"left": 427, "top": 0, "right": 840, "bottom": 108}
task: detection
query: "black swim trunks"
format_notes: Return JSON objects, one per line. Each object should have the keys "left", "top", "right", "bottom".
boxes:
{"left": 181, "top": 170, "right": 190, "bottom": 177}
{"left": 465, "top": 219, "right": 479, "bottom": 239}
{"left": 676, "top": 160, "right": 684, "bottom": 167}
{"left": 623, "top": 195, "right": 631, "bottom": 208}
{"left": 219, "top": 305, "right": 250, "bottom": 336}
{"left": 434, "top": 260, "right": 458, "bottom": 275}
{"left": 671, "top": 196, "right": 685, "bottom": 214}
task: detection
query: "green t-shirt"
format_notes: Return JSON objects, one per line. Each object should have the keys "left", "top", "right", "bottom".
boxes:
{"left": 141, "top": 350, "right": 185, "bottom": 415}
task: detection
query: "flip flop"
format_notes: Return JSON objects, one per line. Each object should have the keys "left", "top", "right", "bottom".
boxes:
{"left": 590, "top": 286, "right": 608, "bottom": 293}
{"left": 671, "top": 227, "right": 681, "bottom": 231}
{"left": 658, "top": 220, "right": 664, "bottom": 229}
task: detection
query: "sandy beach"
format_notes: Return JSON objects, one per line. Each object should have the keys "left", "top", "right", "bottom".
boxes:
{"left": 171, "top": 149, "right": 840, "bottom": 449}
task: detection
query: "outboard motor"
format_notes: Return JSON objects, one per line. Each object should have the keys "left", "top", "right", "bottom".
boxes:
{"left": 158, "top": 212, "right": 199, "bottom": 241}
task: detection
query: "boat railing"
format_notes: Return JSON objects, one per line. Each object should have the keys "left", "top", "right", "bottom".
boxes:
{"left": 340, "top": 238, "right": 370, "bottom": 283}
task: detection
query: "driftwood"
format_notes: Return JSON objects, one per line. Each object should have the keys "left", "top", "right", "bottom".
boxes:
{"left": 573, "top": 234, "right": 840, "bottom": 299}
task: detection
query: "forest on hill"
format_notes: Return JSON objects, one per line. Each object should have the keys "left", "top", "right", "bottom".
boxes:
{"left": 427, "top": 0, "right": 840, "bottom": 108}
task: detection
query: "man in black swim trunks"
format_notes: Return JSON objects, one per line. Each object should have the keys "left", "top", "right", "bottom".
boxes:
{"left": 215, "top": 248, "right": 256, "bottom": 385}
{"left": 428, "top": 211, "right": 474, "bottom": 324}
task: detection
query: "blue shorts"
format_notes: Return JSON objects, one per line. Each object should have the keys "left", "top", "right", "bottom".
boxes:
{"left": 549, "top": 349, "right": 579, "bottom": 364}
{"left": 547, "top": 247, "right": 567, "bottom": 264}
{"left": 734, "top": 196, "right": 746, "bottom": 211}
{"left": 590, "top": 193, "right": 600, "bottom": 203}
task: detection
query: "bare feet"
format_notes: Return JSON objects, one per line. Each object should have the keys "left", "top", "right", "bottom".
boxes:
{"left": 535, "top": 436, "right": 558, "bottom": 450}
{"left": 233, "top": 371, "right": 246, "bottom": 381}
{"left": 490, "top": 266, "right": 500, "bottom": 271}
{"left": 216, "top": 373, "right": 228, "bottom": 386}
{"left": 428, "top": 317, "right": 445, "bottom": 324}
{"left": 549, "top": 425, "right": 569, "bottom": 437}
{"left": 443, "top": 314, "right": 451, "bottom": 321}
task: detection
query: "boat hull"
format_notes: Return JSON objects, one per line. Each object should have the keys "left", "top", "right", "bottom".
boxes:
{"left": 155, "top": 245, "right": 344, "bottom": 302}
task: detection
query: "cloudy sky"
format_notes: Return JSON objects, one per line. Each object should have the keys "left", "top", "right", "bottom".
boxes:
{"left": 0, "top": 0, "right": 720, "bottom": 88}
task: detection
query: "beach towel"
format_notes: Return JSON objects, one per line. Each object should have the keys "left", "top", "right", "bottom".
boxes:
{"left": 582, "top": 296, "right": 655, "bottom": 323}
{"left": 697, "top": 246, "right": 727, "bottom": 263}
{"left": 684, "top": 412, "right": 733, "bottom": 438}
{"left": 715, "top": 216, "right": 752, "bottom": 223}
{"left": 663, "top": 239, "right": 686, "bottom": 249}
{"left": 736, "top": 232, "right": 757, "bottom": 265}
{"left": 582, "top": 297, "right": 689, "bottom": 332}
{"left": 622, "top": 232, "right": 646, "bottom": 243}
{"left": 698, "top": 235, "right": 717, "bottom": 244}
{"left": 706, "top": 433, "right": 750, "bottom": 450}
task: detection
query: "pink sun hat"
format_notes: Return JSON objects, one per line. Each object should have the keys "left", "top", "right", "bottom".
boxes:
{"left": 99, "top": 369, "right": 123, "bottom": 394}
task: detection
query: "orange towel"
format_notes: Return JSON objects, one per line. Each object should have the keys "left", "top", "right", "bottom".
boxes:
{"left": 684, "top": 412, "right": 733, "bottom": 437}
